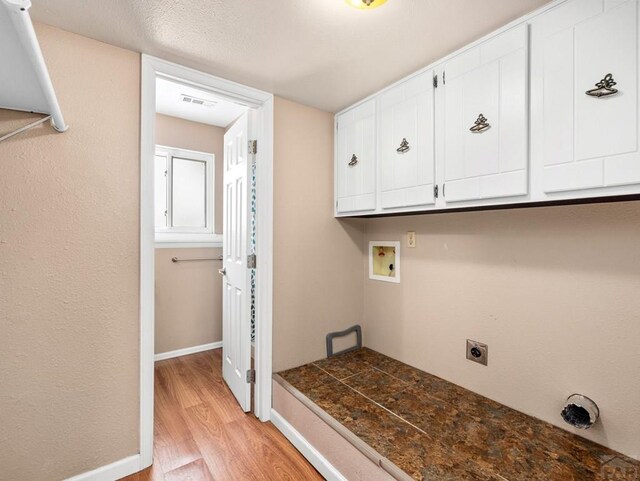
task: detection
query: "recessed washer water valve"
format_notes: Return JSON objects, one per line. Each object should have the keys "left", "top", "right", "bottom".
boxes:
{"left": 561, "top": 394, "right": 600, "bottom": 429}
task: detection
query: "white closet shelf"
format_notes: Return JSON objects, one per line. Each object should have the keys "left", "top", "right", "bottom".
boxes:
{"left": 0, "top": 0, "right": 68, "bottom": 139}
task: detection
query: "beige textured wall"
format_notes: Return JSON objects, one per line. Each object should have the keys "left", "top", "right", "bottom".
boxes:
{"left": 154, "top": 115, "right": 225, "bottom": 354}
{"left": 0, "top": 24, "right": 140, "bottom": 481}
{"left": 272, "top": 97, "right": 365, "bottom": 372}
{"left": 362, "top": 202, "right": 640, "bottom": 457}
{"left": 155, "top": 248, "right": 222, "bottom": 354}
{"left": 155, "top": 113, "right": 224, "bottom": 234}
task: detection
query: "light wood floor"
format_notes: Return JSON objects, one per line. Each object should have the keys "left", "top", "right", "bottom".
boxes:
{"left": 121, "top": 349, "right": 324, "bottom": 481}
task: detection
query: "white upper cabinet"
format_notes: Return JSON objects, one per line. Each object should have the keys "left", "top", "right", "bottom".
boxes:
{"left": 335, "top": 99, "right": 376, "bottom": 214}
{"left": 442, "top": 24, "right": 529, "bottom": 203}
{"left": 378, "top": 70, "right": 436, "bottom": 209}
{"left": 334, "top": 0, "right": 640, "bottom": 217}
{"left": 531, "top": 0, "right": 640, "bottom": 195}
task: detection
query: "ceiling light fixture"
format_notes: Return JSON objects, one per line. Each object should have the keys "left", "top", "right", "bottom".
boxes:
{"left": 346, "top": 0, "right": 387, "bottom": 10}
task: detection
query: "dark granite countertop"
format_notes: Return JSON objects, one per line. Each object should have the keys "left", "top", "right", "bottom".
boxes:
{"left": 276, "top": 348, "right": 639, "bottom": 481}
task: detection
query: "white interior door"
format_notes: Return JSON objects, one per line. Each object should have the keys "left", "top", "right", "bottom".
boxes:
{"left": 222, "top": 110, "right": 253, "bottom": 412}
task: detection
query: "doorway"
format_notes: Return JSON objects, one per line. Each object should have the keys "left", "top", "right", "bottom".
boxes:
{"left": 139, "top": 55, "right": 274, "bottom": 470}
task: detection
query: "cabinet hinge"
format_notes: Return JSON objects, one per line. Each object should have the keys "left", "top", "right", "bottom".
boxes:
{"left": 434, "top": 184, "right": 439, "bottom": 198}
{"left": 246, "top": 369, "right": 256, "bottom": 383}
{"left": 433, "top": 74, "right": 438, "bottom": 88}
{"left": 248, "top": 140, "right": 258, "bottom": 155}
{"left": 247, "top": 254, "right": 256, "bottom": 269}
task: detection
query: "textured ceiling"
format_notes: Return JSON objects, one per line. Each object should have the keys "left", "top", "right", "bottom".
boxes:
{"left": 30, "top": 0, "right": 551, "bottom": 113}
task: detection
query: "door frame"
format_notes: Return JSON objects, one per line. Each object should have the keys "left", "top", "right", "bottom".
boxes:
{"left": 139, "top": 54, "right": 274, "bottom": 469}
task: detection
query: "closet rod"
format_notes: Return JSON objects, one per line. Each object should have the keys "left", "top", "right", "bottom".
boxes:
{"left": 0, "top": 115, "right": 51, "bottom": 143}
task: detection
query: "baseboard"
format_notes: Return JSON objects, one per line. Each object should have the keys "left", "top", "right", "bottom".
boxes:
{"left": 63, "top": 454, "right": 140, "bottom": 481}
{"left": 270, "top": 409, "right": 347, "bottom": 481}
{"left": 154, "top": 341, "right": 222, "bottom": 361}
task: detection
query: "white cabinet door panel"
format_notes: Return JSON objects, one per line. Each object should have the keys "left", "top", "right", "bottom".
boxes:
{"left": 543, "top": 158, "right": 603, "bottom": 193}
{"left": 534, "top": 0, "right": 640, "bottom": 194}
{"left": 445, "top": 171, "right": 528, "bottom": 202}
{"left": 336, "top": 99, "right": 376, "bottom": 213}
{"left": 458, "top": 62, "right": 501, "bottom": 180}
{"left": 443, "top": 24, "right": 529, "bottom": 203}
{"left": 606, "top": 151, "right": 640, "bottom": 186}
{"left": 575, "top": 1, "right": 637, "bottom": 162}
{"left": 378, "top": 70, "right": 435, "bottom": 209}
{"left": 482, "top": 170, "right": 528, "bottom": 199}
{"left": 499, "top": 51, "right": 529, "bottom": 174}
{"left": 541, "top": 27, "right": 574, "bottom": 168}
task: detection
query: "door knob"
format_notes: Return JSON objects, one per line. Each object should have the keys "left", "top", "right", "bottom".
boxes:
{"left": 218, "top": 268, "right": 227, "bottom": 276}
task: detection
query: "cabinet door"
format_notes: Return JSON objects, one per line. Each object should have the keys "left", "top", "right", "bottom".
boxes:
{"left": 335, "top": 99, "right": 376, "bottom": 214}
{"left": 378, "top": 70, "right": 435, "bottom": 209}
{"left": 532, "top": 0, "right": 640, "bottom": 194}
{"left": 442, "top": 25, "right": 529, "bottom": 203}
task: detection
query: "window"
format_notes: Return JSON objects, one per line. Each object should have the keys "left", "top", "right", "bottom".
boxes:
{"left": 155, "top": 146, "right": 218, "bottom": 245}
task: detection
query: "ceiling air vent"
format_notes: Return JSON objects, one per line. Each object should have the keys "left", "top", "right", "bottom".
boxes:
{"left": 180, "top": 94, "right": 217, "bottom": 108}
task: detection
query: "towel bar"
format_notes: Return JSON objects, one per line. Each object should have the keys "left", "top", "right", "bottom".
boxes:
{"left": 171, "top": 256, "right": 223, "bottom": 263}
